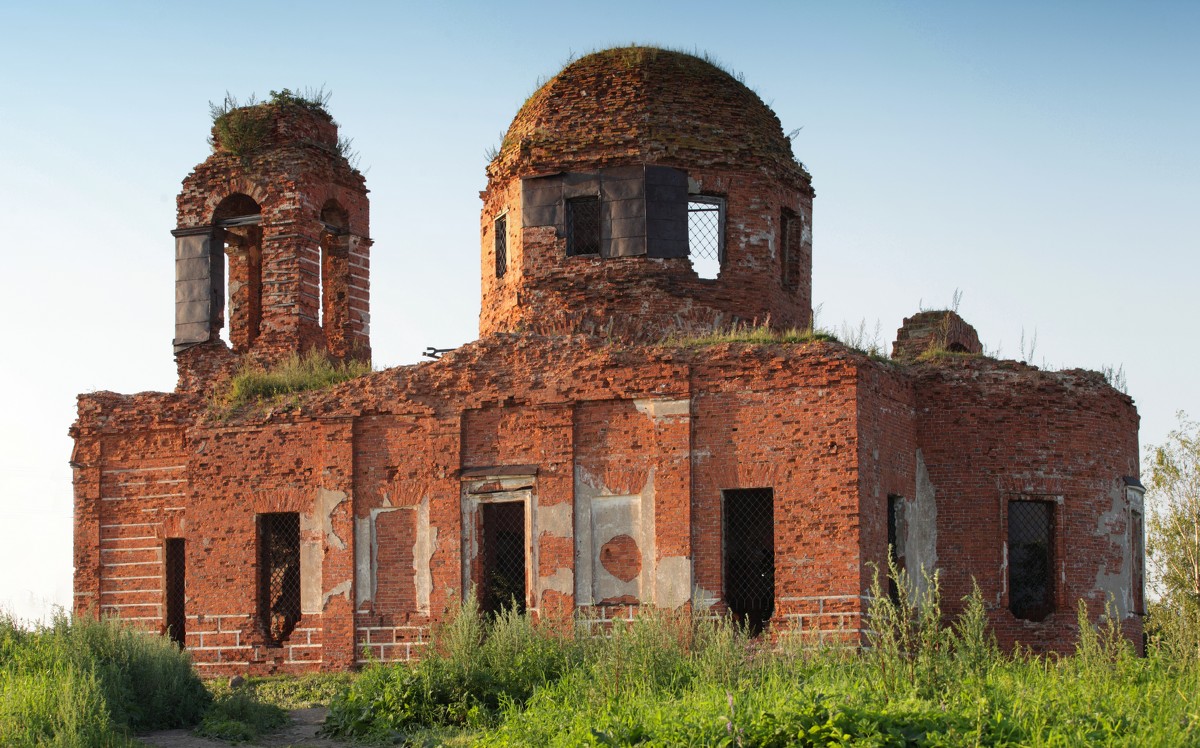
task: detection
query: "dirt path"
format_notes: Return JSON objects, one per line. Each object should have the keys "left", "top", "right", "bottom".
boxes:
{"left": 138, "top": 707, "right": 344, "bottom": 747}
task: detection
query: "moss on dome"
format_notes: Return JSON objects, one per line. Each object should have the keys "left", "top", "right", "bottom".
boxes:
{"left": 487, "top": 46, "right": 811, "bottom": 191}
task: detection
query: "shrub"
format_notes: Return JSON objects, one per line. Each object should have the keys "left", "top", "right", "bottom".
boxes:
{"left": 196, "top": 690, "right": 288, "bottom": 743}
{"left": 0, "top": 612, "right": 209, "bottom": 745}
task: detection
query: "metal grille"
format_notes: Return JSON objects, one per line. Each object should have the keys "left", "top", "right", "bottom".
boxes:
{"left": 886, "top": 496, "right": 903, "bottom": 603}
{"left": 1008, "top": 501, "right": 1054, "bottom": 621}
{"left": 688, "top": 198, "right": 723, "bottom": 279}
{"left": 723, "top": 488, "right": 775, "bottom": 634}
{"left": 781, "top": 210, "right": 801, "bottom": 292}
{"left": 566, "top": 196, "right": 601, "bottom": 256}
{"left": 495, "top": 214, "right": 508, "bottom": 277}
{"left": 259, "top": 513, "right": 301, "bottom": 645}
{"left": 164, "top": 538, "right": 186, "bottom": 646}
{"left": 481, "top": 502, "right": 526, "bottom": 615}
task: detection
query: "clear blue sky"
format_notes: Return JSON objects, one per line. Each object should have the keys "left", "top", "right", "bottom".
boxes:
{"left": 1, "top": 1, "right": 1197, "bottom": 621}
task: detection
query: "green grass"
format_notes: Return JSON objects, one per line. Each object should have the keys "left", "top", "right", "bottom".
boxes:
{"left": 195, "top": 690, "right": 288, "bottom": 744}
{"left": 0, "top": 611, "right": 210, "bottom": 746}
{"left": 662, "top": 323, "right": 836, "bottom": 348}
{"left": 324, "top": 584, "right": 1200, "bottom": 747}
{"left": 217, "top": 350, "right": 372, "bottom": 411}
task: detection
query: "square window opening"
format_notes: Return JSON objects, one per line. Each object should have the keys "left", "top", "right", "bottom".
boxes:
{"left": 1008, "top": 500, "right": 1055, "bottom": 622}
{"left": 258, "top": 513, "right": 301, "bottom": 645}
{"left": 566, "top": 196, "right": 601, "bottom": 256}
{"left": 688, "top": 197, "right": 724, "bottom": 279}
{"left": 723, "top": 488, "right": 775, "bottom": 634}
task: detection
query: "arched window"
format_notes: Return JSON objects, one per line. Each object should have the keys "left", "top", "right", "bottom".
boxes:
{"left": 212, "top": 194, "right": 263, "bottom": 348}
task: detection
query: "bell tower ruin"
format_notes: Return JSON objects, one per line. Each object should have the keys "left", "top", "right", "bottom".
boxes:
{"left": 172, "top": 96, "right": 371, "bottom": 391}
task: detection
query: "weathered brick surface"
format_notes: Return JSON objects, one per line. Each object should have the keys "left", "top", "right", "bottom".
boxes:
{"left": 71, "top": 48, "right": 1142, "bottom": 674}
{"left": 480, "top": 49, "right": 814, "bottom": 341}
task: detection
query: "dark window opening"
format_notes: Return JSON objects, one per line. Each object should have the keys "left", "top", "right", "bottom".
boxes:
{"left": 780, "top": 209, "right": 801, "bottom": 293}
{"left": 887, "top": 495, "right": 906, "bottom": 603}
{"left": 259, "top": 513, "right": 301, "bottom": 645}
{"left": 1131, "top": 510, "right": 1145, "bottom": 615}
{"left": 687, "top": 197, "right": 724, "bottom": 279}
{"left": 164, "top": 538, "right": 186, "bottom": 647}
{"left": 1008, "top": 500, "right": 1054, "bottom": 621}
{"left": 495, "top": 214, "right": 508, "bottom": 277}
{"left": 723, "top": 488, "right": 775, "bottom": 634}
{"left": 480, "top": 502, "right": 526, "bottom": 616}
{"left": 566, "top": 196, "right": 601, "bottom": 256}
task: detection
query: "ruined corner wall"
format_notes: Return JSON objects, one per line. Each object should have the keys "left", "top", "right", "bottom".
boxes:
{"left": 70, "top": 391, "right": 199, "bottom": 626}
{"left": 912, "top": 360, "right": 1142, "bottom": 653}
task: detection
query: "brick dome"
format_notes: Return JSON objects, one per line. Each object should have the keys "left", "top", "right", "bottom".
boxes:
{"left": 486, "top": 47, "right": 811, "bottom": 191}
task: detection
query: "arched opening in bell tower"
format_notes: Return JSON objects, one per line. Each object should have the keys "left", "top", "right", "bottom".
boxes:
{"left": 212, "top": 194, "right": 263, "bottom": 349}
{"left": 319, "top": 200, "right": 350, "bottom": 353}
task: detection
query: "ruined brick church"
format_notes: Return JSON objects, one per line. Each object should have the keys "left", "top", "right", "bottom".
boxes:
{"left": 71, "top": 48, "right": 1144, "bottom": 675}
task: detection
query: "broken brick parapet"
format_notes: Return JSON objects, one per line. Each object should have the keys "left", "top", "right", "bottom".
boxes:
{"left": 892, "top": 310, "right": 982, "bottom": 362}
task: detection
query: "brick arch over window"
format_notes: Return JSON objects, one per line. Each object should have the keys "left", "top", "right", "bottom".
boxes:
{"left": 212, "top": 194, "right": 264, "bottom": 349}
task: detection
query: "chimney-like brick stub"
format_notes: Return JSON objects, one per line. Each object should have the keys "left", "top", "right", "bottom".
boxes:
{"left": 892, "top": 310, "right": 982, "bottom": 362}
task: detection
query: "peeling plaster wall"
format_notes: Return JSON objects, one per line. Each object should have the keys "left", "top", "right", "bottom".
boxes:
{"left": 914, "top": 360, "right": 1141, "bottom": 653}
{"left": 906, "top": 450, "right": 939, "bottom": 601}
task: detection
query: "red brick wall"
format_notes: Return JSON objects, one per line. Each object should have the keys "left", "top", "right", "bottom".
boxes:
{"left": 913, "top": 360, "right": 1141, "bottom": 652}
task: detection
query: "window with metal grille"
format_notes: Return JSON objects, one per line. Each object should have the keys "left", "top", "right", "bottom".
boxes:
{"left": 480, "top": 502, "right": 526, "bottom": 615}
{"left": 688, "top": 197, "right": 724, "bottom": 279}
{"left": 781, "top": 209, "right": 802, "bottom": 293}
{"left": 566, "top": 196, "right": 601, "bottom": 256}
{"left": 1008, "top": 500, "right": 1054, "bottom": 621}
{"left": 494, "top": 213, "right": 508, "bottom": 277}
{"left": 259, "top": 513, "right": 301, "bottom": 645}
{"left": 887, "top": 495, "right": 905, "bottom": 603}
{"left": 164, "top": 538, "right": 186, "bottom": 646}
{"left": 723, "top": 488, "right": 775, "bottom": 634}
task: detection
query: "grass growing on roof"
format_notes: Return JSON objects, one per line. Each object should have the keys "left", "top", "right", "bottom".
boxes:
{"left": 661, "top": 321, "right": 835, "bottom": 348}
{"left": 219, "top": 350, "right": 372, "bottom": 410}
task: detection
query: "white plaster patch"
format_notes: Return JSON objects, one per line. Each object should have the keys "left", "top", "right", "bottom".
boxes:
{"left": 415, "top": 497, "right": 436, "bottom": 615}
{"left": 538, "top": 501, "right": 573, "bottom": 538}
{"left": 633, "top": 398, "right": 691, "bottom": 420}
{"left": 907, "top": 450, "right": 939, "bottom": 603}
{"left": 540, "top": 567, "right": 573, "bottom": 595}
{"left": 323, "top": 579, "right": 351, "bottom": 609}
{"left": 317, "top": 488, "right": 348, "bottom": 551}
{"left": 656, "top": 556, "right": 692, "bottom": 609}
{"left": 354, "top": 517, "right": 372, "bottom": 607}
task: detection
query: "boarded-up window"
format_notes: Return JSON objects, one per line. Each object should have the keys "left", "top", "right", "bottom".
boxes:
{"left": 1008, "top": 500, "right": 1054, "bottom": 621}
{"left": 723, "top": 488, "right": 775, "bottom": 634}
{"left": 259, "top": 513, "right": 301, "bottom": 645}
{"left": 566, "top": 196, "right": 601, "bottom": 256}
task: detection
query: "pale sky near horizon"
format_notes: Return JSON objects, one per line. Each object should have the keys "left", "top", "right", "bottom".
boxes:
{"left": 1, "top": 1, "right": 1196, "bottom": 622}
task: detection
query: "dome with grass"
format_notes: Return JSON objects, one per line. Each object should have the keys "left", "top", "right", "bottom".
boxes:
{"left": 487, "top": 46, "right": 810, "bottom": 189}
